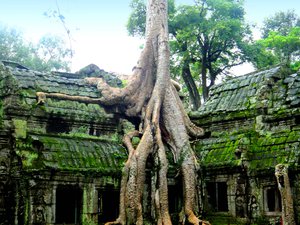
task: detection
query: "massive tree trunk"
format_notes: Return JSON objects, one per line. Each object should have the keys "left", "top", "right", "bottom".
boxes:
{"left": 103, "top": 1, "right": 205, "bottom": 224}
{"left": 37, "top": 0, "right": 207, "bottom": 224}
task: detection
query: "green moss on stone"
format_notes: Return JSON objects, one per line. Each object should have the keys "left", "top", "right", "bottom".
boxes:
{"left": 196, "top": 125, "right": 300, "bottom": 171}
{"left": 0, "top": 63, "right": 19, "bottom": 96}
{"left": 206, "top": 213, "right": 246, "bottom": 225}
{"left": 36, "top": 98, "right": 112, "bottom": 123}
{"left": 16, "top": 150, "right": 38, "bottom": 167}
{"left": 13, "top": 119, "right": 27, "bottom": 139}
{"left": 57, "top": 131, "right": 120, "bottom": 143}
{"left": 0, "top": 100, "right": 3, "bottom": 127}
{"left": 18, "top": 89, "right": 36, "bottom": 98}
{"left": 196, "top": 134, "right": 243, "bottom": 168}
{"left": 32, "top": 135, "right": 126, "bottom": 173}
{"left": 15, "top": 138, "right": 44, "bottom": 169}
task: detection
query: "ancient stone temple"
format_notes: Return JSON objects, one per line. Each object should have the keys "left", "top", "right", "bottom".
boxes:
{"left": 0, "top": 61, "right": 300, "bottom": 224}
{"left": 190, "top": 66, "right": 300, "bottom": 224}
{"left": 0, "top": 61, "right": 127, "bottom": 225}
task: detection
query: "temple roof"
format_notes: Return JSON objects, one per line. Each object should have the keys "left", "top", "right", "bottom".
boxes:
{"left": 0, "top": 61, "right": 122, "bottom": 126}
{"left": 192, "top": 66, "right": 300, "bottom": 172}
{"left": 190, "top": 66, "right": 289, "bottom": 121}
{"left": 195, "top": 130, "right": 300, "bottom": 172}
{"left": 16, "top": 134, "right": 127, "bottom": 174}
{"left": 0, "top": 62, "right": 127, "bottom": 172}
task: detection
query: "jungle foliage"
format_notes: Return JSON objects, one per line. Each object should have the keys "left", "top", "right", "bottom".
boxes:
{"left": 0, "top": 25, "right": 72, "bottom": 71}
{"left": 249, "top": 10, "right": 300, "bottom": 72}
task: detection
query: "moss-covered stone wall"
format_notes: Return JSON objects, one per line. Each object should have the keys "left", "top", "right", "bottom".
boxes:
{"left": 0, "top": 62, "right": 128, "bottom": 225}
{"left": 191, "top": 66, "right": 300, "bottom": 224}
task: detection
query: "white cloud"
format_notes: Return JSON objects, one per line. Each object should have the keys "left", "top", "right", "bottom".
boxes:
{"left": 71, "top": 34, "right": 143, "bottom": 74}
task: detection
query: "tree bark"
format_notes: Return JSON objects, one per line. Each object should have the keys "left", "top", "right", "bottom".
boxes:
{"left": 201, "top": 56, "right": 208, "bottom": 101}
{"left": 181, "top": 58, "right": 201, "bottom": 110}
{"left": 200, "top": 37, "right": 209, "bottom": 102}
{"left": 275, "top": 164, "right": 296, "bottom": 225}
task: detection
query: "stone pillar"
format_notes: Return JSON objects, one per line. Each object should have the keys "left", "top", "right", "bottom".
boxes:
{"left": 50, "top": 185, "right": 56, "bottom": 225}
{"left": 82, "top": 183, "right": 98, "bottom": 224}
{"left": 29, "top": 182, "right": 52, "bottom": 225}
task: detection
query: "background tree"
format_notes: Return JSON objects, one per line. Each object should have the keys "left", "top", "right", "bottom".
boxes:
{"left": 261, "top": 10, "right": 300, "bottom": 38}
{"left": 249, "top": 10, "right": 300, "bottom": 72}
{"left": 0, "top": 26, "right": 31, "bottom": 64}
{"left": 35, "top": 35, "right": 73, "bottom": 71}
{"left": 127, "top": 0, "right": 252, "bottom": 108}
{"left": 170, "top": 0, "right": 252, "bottom": 102}
{"left": 259, "top": 28, "right": 300, "bottom": 65}
{"left": 0, "top": 25, "right": 72, "bottom": 71}
{"left": 43, "top": 0, "right": 74, "bottom": 59}
{"left": 127, "top": 0, "right": 147, "bottom": 37}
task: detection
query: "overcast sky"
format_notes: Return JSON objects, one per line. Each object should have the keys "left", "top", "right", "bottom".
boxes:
{"left": 0, "top": 0, "right": 300, "bottom": 74}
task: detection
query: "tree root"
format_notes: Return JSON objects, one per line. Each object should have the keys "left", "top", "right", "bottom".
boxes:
{"left": 36, "top": 92, "right": 103, "bottom": 105}
{"left": 105, "top": 126, "right": 155, "bottom": 225}
{"left": 179, "top": 210, "right": 211, "bottom": 225}
{"left": 172, "top": 85, "right": 204, "bottom": 138}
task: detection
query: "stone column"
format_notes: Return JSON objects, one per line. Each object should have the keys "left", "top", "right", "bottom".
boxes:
{"left": 82, "top": 183, "right": 98, "bottom": 224}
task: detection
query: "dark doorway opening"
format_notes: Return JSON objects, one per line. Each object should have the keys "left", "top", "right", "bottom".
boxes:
{"left": 98, "top": 188, "right": 120, "bottom": 224}
{"left": 56, "top": 185, "right": 82, "bottom": 225}
{"left": 207, "top": 182, "right": 228, "bottom": 212}
{"left": 168, "top": 185, "right": 182, "bottom": 214}
{"left": 168, "top": 183, "right": 183, "bottom": 224}
{"left": 264, "top": 186, "right": 282, "bottom": 212}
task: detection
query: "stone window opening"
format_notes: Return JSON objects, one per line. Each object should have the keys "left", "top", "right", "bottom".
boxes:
{"left": 89, "top": 125, "right": 95, "bottom": 136}
{"left": 264, "top": 186, "right": 282, "bottom": 213}
{"left": 46, "top": 116, "right": 71, "bottom": 134}
{"left": 98, "top": 187, "right": 120, "bottom": 224}
{"left": 55, "top": 185, "right": 82, "bottom": 225}
{"left": 294, "top": 115, "right": 300, "bottom": 125}
{"left": 207, "top": 182, "right": 228, "bottom": 212}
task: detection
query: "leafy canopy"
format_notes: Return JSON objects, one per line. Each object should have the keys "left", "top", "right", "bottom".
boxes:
{"left": 260, "top": 28, "right": 300, "bottom": 63}
{"left": 249, "top": 10, "right": 300, "bottom": 72}
{"left": 261, "top": 10, "right": 300, "bottom": 38}
{"left": 0, "top": 25, "right": 72, "bottom": 72}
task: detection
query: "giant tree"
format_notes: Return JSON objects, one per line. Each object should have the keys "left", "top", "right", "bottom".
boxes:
{"left": 37, "top": 0, "right": 208, "bottom": 224}
{"left": 128, "top": 0, "right": 252, "bottom": 106}
{"left": 275, "top": 164, "right": 296, "bottom": 225}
